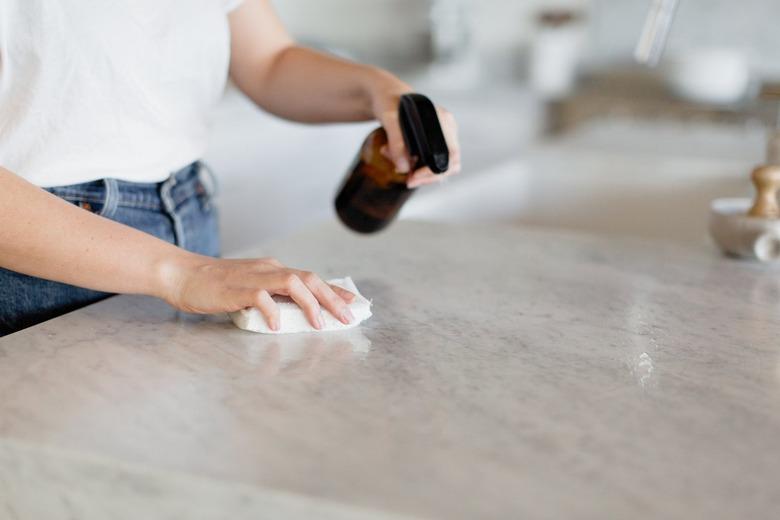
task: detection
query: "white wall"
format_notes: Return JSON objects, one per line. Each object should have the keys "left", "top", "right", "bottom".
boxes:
{"left": 274, "top": 0, "right": 780, "bottom": 79}
{"left": 272, "top": 0, "right": 433, "bottom": 63}
{"left": 272, "top": 0, "right": 585, "bottom": 67}
{"left": 589, "top": 0, "right": 780, "bottom": 77}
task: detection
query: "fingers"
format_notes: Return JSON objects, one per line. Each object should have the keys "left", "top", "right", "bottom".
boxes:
{"left": 405, "top": 107, "right": 461, "bottom": 188}
{"left": 281, "top": 274, "right": 324, "bottom": 330}
{"left": 437, "top": 107, "right": 461, "bottom": 171}
{"left": 406, "top": 164, "right": 461, "bottom": 189}
{"left": 407, "top": 167, "right": 437, "bottom": 189}
{"left": 407, "top": 164, "right": 460, "bottom": 188}
{"left": 242, "top": 289, "right": 280, "bottom": 332}
{"left": 381, "top": 111, "right": 412, "bottom": 173}
{"left": 296, "top": 271, "right": 354, "bottom": 326}
{"left": 275, "top": 272, "right": 353, "bottom": 330}
{"left": 329, "top": 284, "right": 356, "bottom": 303}
{"left": 379, "top": 101, "right": 460, "bottom": 182}
{"left": 238, "top": 262, "right": 356, "bottom": 331}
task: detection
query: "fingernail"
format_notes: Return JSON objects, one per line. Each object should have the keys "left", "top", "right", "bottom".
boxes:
{"left": 270, "top": 317, "right": 280, "bottom": 331}
{"left": 341, "top": 308, "right": 355, "bottom": 324}
{"left": 317, "top": 315, "right": 325, "bottom": 330}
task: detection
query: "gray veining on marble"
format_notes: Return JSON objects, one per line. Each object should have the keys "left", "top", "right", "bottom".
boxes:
{"left": 3, "top": 221, "right": 780, "bottom": 519}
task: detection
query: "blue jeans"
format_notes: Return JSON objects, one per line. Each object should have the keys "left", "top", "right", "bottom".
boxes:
{"left": 0, "top": 161, "right": 220, "bottom": 337}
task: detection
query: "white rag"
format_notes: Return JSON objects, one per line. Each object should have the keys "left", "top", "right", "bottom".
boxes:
{"left": 229, "top": 277, "right": 372, "bottom": 334}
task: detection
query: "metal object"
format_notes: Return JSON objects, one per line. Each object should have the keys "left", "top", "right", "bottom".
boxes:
{"left": 635, "top": 0, "right": 680, "bottom": 67}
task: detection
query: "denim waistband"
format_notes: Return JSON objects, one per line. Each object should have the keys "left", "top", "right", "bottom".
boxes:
{"left": 46, "top": 161, "right": 217, "bottom": 212}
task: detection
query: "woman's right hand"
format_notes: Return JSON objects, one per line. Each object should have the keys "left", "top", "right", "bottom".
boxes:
{"left": 0, "top": 167, "right": 354, "bottom": 331}
{"left": 162, "top": 255, "right": 356, "bottom": 332}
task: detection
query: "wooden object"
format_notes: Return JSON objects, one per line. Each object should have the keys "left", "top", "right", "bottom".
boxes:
{"left": 747, "top": 165, "right": 780, "bottom": 218}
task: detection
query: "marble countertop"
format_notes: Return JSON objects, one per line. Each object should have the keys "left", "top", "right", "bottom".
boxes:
{"left": 3, "top": 221, "right": 780, "bottom": 519}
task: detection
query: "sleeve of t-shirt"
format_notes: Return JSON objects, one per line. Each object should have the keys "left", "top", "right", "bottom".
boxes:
{"left": 223, "top": 0, "right": 244, "bottom": 12}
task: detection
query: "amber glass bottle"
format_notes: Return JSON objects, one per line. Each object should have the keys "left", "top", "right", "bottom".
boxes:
{"left": 335, "top": 93, "right": 449, "bottom": 234}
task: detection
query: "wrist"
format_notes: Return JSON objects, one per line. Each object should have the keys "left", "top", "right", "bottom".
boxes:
{"left": 152, "top": 248, "right": 203, "bottom": 306}
{"left": 362, "top": 67, "right": 413, "bottom": 120}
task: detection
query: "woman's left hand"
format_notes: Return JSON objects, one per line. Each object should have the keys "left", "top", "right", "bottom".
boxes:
{"left": 369, "top": 76, "right": 462, "bottom": 189}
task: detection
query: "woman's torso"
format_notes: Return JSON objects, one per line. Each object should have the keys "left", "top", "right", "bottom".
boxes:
{"left": 0, "top": 0, "right": 240, "bottom": 187}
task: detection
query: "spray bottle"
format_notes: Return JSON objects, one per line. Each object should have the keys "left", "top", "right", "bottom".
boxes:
{"left": 335, "top": 93, "right": 449, "bottom": 233}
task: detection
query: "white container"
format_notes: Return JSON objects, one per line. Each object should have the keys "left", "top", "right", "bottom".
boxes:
{"left": 665, "top": 48, "right": 751, "bottom": 106}
{"left": 529, "top": 11, "right": 585, "bottom": 99}
{"left": 709, "top": 198, "right": 780, "bottom": 262}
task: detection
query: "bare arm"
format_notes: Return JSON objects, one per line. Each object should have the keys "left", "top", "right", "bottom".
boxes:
{"left": 227, "top": 0, "right": 397, "bottom": 124}
{"left": 0, "top": 167, "right": 354, "bottom": 330}
{"left": 0, "top": 167, "right": 180, "bottom": 298}
{"left": 227, "top": 0, "right": 462, "bottom": 186}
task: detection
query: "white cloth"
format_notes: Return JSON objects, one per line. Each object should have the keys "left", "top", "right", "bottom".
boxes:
{"left": 230, "top": 277, "right": 373, "bottom": 335}
{"left": 0, "top": 0, "right": 243, "bottom": 187}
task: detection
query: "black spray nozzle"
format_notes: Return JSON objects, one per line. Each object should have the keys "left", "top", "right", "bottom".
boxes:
{"left": 398, "top": 93, "right": 450, "bottom": 174}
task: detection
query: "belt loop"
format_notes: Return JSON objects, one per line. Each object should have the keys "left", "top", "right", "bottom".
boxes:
{"left": 197, "top": 161, "right": 219, "bottom": 198}
{"left": 101, "top": 178, "right": 120, "bottom": 218}
{"left": 159, "top": 173, "right": 186, "bottom": 250}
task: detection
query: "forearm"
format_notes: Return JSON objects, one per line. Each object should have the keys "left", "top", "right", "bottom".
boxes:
{"left": 228, "top": 0, "right": 411, "bottom": 124}
{"left": 236, "top": 46, "right": 410, "bottom": 124}
{"left": 0, "top": 167, "right": 190, "bottom": 300}
{"left": 227, "top": 0, "right": 461, "bottom": 183}
{"left": 0, "top": 167, "right": 356, "bottom": 327}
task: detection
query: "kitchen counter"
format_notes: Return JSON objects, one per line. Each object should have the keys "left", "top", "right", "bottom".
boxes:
{"left": 2, "top": 221, "right": 780, "bottom": 519}
{"left": 403, "top": 119, "right": 762, "bottom": 243}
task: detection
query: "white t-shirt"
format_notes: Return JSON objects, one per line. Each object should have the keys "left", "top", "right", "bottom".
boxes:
{"left": 0, "top": 0, "right": 243, "bottom": 187}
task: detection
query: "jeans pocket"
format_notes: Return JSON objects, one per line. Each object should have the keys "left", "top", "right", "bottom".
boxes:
{"left": 58, "top": 180, "right": 119, "bottom": 218}
{"left": 48, "top": 189, "right": 106, "bottom": 215}
{"left": 76, "top": 199, "right": 105, "bottom": 214}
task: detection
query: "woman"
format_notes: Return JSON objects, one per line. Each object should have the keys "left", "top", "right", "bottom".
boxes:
{"left": 0, "top": 0, "right": 461, "bottom": 336}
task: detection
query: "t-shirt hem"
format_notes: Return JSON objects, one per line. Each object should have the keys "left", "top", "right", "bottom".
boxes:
{"left": 28, "top": 161, "right": 201, "bottom": 188}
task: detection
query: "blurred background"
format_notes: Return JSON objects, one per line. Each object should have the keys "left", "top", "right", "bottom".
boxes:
{"left": 206, "top": 0, "right": 780, "bottom": 253}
